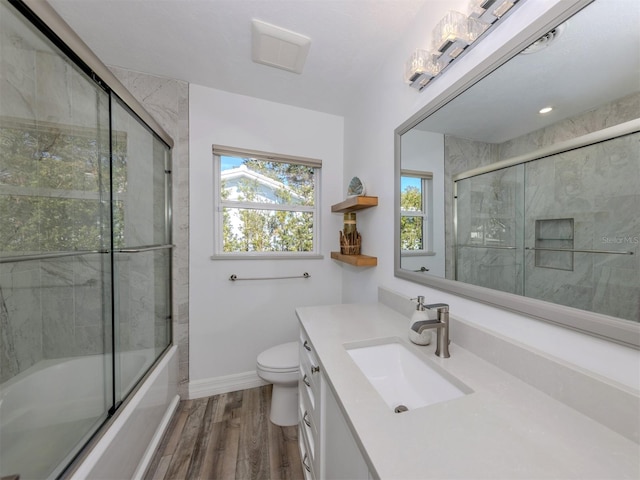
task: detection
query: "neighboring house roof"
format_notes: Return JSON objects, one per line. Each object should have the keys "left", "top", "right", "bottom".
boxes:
{"left": 221, "top": 164, "right": 303, "bottom": 203}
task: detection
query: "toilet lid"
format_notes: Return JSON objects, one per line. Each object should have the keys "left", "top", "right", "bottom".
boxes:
{"left": 257, "top": 341, "right": 298, "bottom": 372}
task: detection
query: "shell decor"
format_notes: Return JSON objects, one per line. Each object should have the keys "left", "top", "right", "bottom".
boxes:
{"left": 347, "top": 176, "right": 365, "bottom": 196}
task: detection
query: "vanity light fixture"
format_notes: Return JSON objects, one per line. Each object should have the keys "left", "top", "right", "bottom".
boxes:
{"left": 468, "top": 0, "right": 518, "bottom": 24}
{"left": 406, "top": 0, "right": 521, "bottom": 91}
{"left": 433, "top": 11, "right": 487, "bottom": 63}
{"left": 405, "top": 49, "right": 443, "bottom": 90}
{"left": 539, "top": 106, "right": 553, "bottom": 114}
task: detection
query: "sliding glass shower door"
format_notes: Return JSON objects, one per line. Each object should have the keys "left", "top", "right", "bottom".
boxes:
{"left": 454, "top": 131, "right": 639, "bottom": 322}
{"left": 0, "top": 1, "right": 172, "bottom": 478}
{"left": 0, "top": 2, "right": 112, "bottom": 477}
{"left": 111, "top": 97, "right": 172, "bottom": 404}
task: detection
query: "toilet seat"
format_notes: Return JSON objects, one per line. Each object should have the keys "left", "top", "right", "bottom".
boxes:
{"left": 256, "top": 341, "right": 300, "bottom": 426}
{"left": 257, "top": 341, "right": 298, "bottom": 373}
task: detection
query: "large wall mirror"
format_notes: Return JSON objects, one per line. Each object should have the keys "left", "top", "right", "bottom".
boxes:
{"left": 395, "top": 0, "right": 640, "bottom": 347}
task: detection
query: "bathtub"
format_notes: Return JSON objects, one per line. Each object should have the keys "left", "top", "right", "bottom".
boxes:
{"left": 0, "top": 347, "right": 178, "bottom": 480}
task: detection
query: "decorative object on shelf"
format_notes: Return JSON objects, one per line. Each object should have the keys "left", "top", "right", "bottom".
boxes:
{"left": 405, "top": 0, "right": 521, "bottom": 91}
{"left": 341, "top": 211, "right": 361, "bottom": 254}
{"left": 343, "top": 212, "right": 357, "bottom": 234}
{"left": 331, "top": 195, "right": 377, "bottom": 266}
{"left": 340, "top": 229, "right": 361, "bottom": 255}
{"left": 347, "top": 176, "right": 365, "bottom": 196}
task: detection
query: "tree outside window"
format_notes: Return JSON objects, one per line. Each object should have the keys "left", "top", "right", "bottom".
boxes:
{"left": 400, "top": 173, "right": 431, "bottom": 252}
{"left": 214, "top": 148, "right": 320, "bottom": 256}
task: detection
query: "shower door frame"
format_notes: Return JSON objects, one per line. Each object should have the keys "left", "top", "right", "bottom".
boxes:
{"left": 3, "top": 1, "right": 176, "bottom": 477}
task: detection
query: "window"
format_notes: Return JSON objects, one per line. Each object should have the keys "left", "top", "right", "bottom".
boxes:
{"left": 212, "top": 145, "right": 321, "bottom": 257}
{"left": 400, "top": 170, "right": 433, "bottom": 253}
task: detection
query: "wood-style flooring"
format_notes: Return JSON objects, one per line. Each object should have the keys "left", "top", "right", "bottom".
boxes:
{"left": 144, "top": 385, "right": 304, "bottom": 480}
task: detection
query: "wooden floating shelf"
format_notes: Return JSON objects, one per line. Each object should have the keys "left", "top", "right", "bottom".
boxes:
{"left": 331, "top": 251, "right": 377, "bottom": 267}
{"left": 331, "top": 196, "right": 378, "bottom": 213}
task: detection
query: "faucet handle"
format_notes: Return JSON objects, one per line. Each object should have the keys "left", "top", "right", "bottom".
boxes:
{"left": 424, "top": 302, "right": 449, "bottom": 312}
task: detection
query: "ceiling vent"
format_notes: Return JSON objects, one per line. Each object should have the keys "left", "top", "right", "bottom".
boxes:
{"left": 251, "top": 19, "right": 311, "bottom": 74}
{"left": 520, "top": 23, "right": 566, "bottom": 55}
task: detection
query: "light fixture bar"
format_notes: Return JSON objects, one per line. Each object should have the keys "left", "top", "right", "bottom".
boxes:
{"left": 406, "top": 0, "right": 523, "bottom": 91}
{"left": 469, "top": 0, "right": 520, "bottom": 24}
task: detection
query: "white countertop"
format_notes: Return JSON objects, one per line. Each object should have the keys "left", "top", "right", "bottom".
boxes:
{"left": 296, "top": 303, "right": 640, "bottom": 480}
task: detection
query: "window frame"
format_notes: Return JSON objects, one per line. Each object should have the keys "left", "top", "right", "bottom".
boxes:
{"left": 400, "top": 169, "right": 434, "bottom": 255}
{"left": 211, "top": 145, "right": 322, "bottom": 259}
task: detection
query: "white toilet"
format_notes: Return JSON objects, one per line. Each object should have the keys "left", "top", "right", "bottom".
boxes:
{"left": 256, "top": 341, "right": 299, "bottom": 426}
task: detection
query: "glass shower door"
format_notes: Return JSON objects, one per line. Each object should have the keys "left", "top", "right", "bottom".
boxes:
{"left": 110, "top": 96, "right": 172, "bottom": 403}
{"left": 0, "top": 2, "right": 112, "bottom": 477}
{"left": 455, "top": 164, "right": 525, "bottom": 294}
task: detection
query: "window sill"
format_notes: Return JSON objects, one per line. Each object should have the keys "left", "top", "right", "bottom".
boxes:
{"left": 210, "top": 253, "right": 324, "bottom": 261}
{"left": 401, "top": 251, "right": 436, "bottom": 257}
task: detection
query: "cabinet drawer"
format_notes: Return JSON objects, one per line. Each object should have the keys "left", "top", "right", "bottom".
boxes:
{"left": 298, "top": 399, "right": 319, "bottom": 479}
{"left": 299, "top": 375, "right": 319, "bottom": 422}
{"left": 299, "top": 333, "right": 322, "bottom": 399}
{"left": 298, "top": 422, "right": 315, "bottom": 480}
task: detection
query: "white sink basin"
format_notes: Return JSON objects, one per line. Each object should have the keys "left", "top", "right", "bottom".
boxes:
{"left": 346, "top": 338, "right": 471, "bottom": 412}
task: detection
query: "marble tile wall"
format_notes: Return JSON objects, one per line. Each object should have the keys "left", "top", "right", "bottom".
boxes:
{"left": 0, "top": 262, "right": 44, "bottom": 383}
{"left": 523, "top": 133, "right": 639, "bottom": 321}
{"left": 40, "top": 256, "right": 109, "bottom": 359}
{"left": 497, "top": 92, "right": 640, "bottom": 160}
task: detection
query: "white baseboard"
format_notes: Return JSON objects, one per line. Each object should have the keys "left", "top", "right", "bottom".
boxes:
{"left": 188, "top": 371, "right": 268, "bottom": 399}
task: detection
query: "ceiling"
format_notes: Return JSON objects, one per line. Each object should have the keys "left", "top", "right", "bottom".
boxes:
{"left": 45, "top": 0, "right": 443, "bottom": 116}
{"left": 43, "top": 0, "right": 640, "bottom": 140}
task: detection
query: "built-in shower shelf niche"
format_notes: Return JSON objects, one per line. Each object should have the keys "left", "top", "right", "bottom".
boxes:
{"left": 535, "top": 218, "right": 574, "bottom": 271}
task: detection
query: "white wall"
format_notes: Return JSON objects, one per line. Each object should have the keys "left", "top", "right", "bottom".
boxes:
{"left": 188, "top": 86, "right": 344, "bottom": 393}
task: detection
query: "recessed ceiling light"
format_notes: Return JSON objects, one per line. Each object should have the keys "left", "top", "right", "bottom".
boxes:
{"left": 539, "top": 106, "right": 553, "bottom": 114}
{"left": 251, "top": 19, "right": 311, "bottom": 74}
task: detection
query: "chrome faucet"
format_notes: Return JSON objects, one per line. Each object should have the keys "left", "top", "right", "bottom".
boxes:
{"left": 410, "top": 303, "right": 450, "bottom": 358}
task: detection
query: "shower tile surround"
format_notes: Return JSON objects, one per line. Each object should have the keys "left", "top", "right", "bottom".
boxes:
{"left": 445, "top": 92, "right": 640, "bottom": 322}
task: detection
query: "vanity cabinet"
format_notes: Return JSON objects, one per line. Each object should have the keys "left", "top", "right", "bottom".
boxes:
{"left": 298, "top": 330, "right": 322, "bottom": 478}
{"left": 298, "top": 329, "right": 370, "bottom": 479}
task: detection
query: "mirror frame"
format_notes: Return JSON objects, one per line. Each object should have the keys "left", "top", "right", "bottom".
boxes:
{"left": 394, "top": 0, "right": 640, "bottom": 349}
